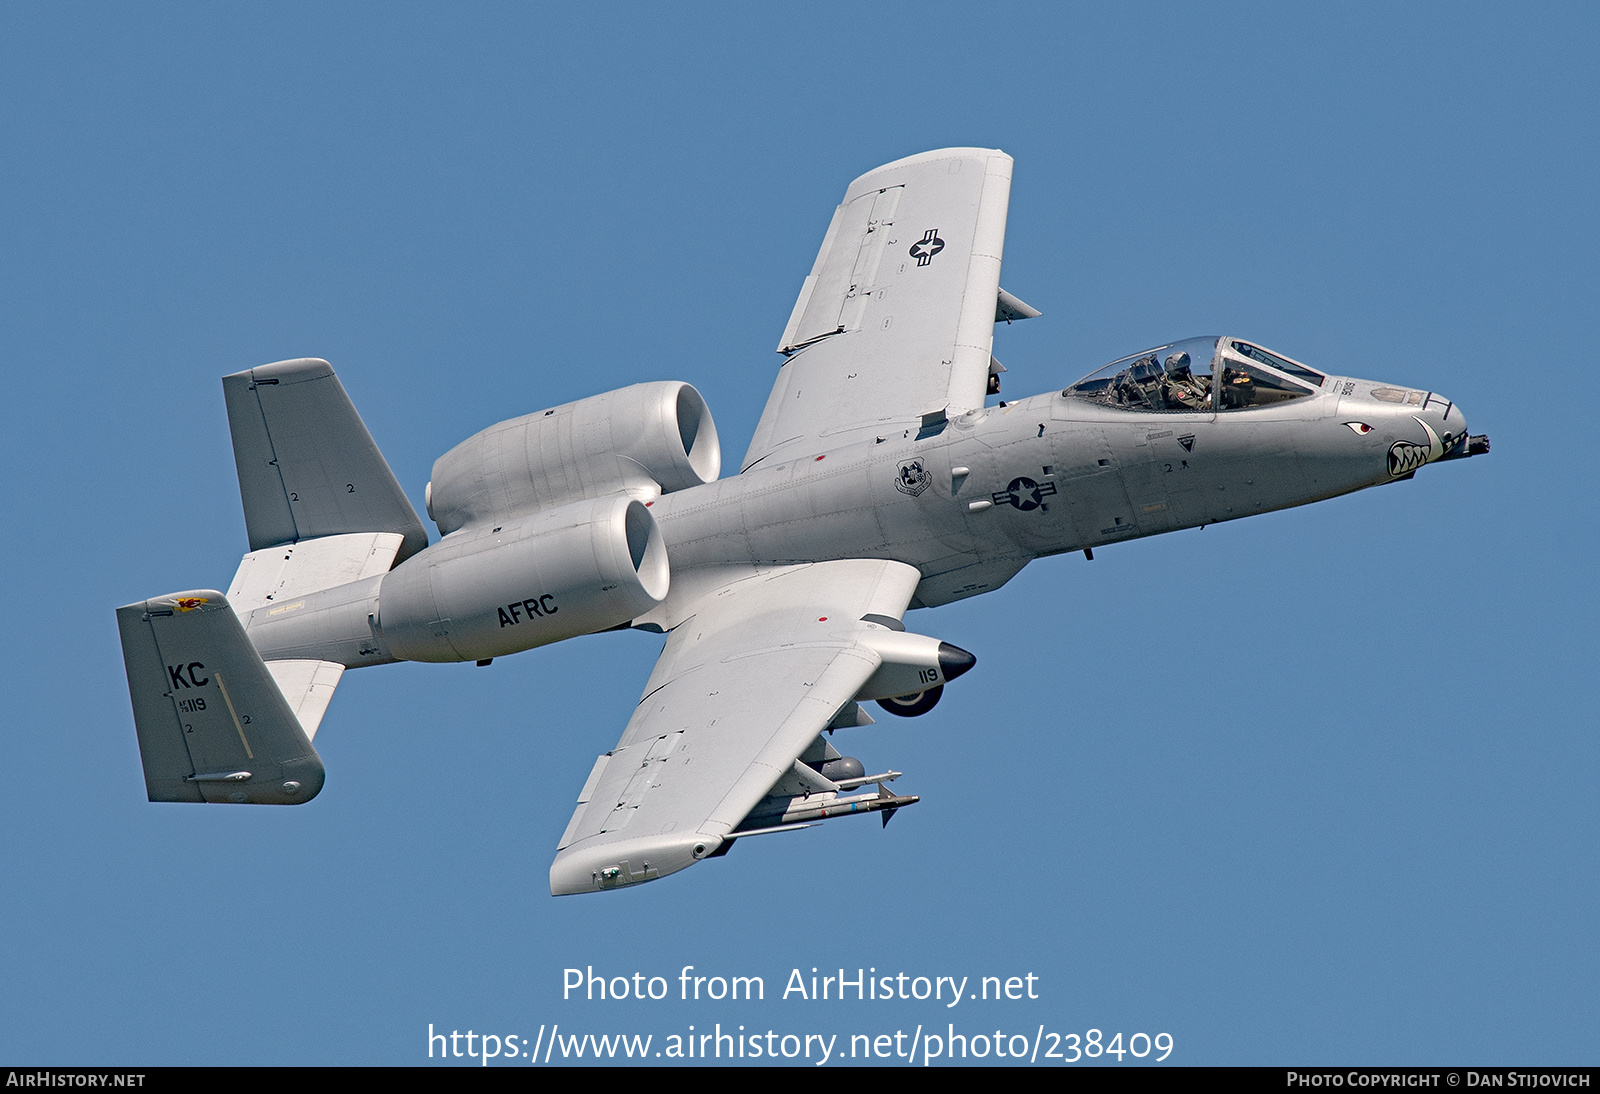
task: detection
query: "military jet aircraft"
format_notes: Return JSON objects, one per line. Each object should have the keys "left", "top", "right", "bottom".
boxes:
{"left": 117, "top": 148, "right": 1488, "bottom": 895}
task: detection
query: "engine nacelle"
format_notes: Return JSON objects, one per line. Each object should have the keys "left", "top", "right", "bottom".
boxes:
{"left": 378, "top": 496, "right": 669, "bottom": 662}
{"left": 425, "top": 381, "right": 720, "bottom": 536}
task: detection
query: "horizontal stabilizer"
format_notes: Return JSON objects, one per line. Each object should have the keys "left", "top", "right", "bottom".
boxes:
{"left": 223, "top": 358, "right": 427, "bottom": 562}
{"left": 263, "top": 660, "right": 345, "bottom": 740}
{"left": 228, "top": 531, "right": 405, "bottom": 615}
{"left": 116, "top": 591, "right": 324, "bottom": 804}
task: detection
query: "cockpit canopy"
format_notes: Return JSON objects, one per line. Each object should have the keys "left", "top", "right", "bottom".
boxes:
{"left": 1065, "top": 336, "right": 1327, "bottom": 413}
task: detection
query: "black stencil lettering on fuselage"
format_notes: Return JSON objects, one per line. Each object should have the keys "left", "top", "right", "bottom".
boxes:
{"left": 498, "top": 595, "right": 560, "bottom": 627}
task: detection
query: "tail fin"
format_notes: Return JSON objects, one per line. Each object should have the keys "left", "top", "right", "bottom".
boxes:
{"left": 116, "top": 591, "right": 325, "bottom": 804}
{"left": 223, "top": 358, "right": 428, "bottom": 563}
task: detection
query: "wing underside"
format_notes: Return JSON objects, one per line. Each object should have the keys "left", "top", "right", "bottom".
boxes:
{"left": 550, "top": 559, "right": 925, "bottom": 894}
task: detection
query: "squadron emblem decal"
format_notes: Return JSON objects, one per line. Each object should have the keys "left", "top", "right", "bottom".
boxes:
{"left": 175, "top": 597, "right": 210, "bottom": 613}
{"left": 992, "top": 476, "right": 1057, "bottom": 511}
{"left": 894, "top": 458, "right": 932, "bottom": 496}
{"left": 909, "top": 229, "right": 945, "bottom": 267}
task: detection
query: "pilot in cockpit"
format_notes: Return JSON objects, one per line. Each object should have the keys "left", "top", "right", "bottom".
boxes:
{"left": 1161, "top": 351, "right": 1210, "bottom": 411}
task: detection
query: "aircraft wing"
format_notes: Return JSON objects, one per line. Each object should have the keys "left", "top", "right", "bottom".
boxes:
{"left": 549, "top": 559, "right": 923, "bottom": 895}
{"left": 741, "top": 147, "right": 1019, "bottom": 472}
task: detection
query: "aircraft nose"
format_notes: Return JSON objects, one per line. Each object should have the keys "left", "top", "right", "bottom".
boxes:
{"left": 1411, "top": 395, "right": 1489, "bottom": 465}
{"left": 1416, "top": 393, "right": 1463, "bottom": 447}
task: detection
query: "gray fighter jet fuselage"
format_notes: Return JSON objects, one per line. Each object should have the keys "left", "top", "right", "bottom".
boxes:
{"left": 239, "top": 337, "right": 1484, "bottom": 672}
{"left": 650, "top": 360, "right": 1474, "bottom": 599}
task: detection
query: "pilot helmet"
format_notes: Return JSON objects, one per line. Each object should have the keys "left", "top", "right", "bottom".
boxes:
{"left": 1164, "top": 351, "right": 1192, "bottom": 377}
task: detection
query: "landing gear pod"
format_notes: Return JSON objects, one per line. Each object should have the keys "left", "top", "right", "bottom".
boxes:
{"left": 854, "top": 632, "right": 976, "bottom": 707}
{"left": 877, "top": 687, "right": 943, "bottom": 717}
{"left": 378, "top": 496, "right": 669, "bottom": 662}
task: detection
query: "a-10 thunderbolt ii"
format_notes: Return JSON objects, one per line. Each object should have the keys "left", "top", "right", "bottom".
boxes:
{"left": 117, "top": 148, "right": 1489, "bottom": 895}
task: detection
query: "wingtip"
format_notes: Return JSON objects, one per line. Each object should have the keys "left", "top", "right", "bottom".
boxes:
{"left": 849, "top": 148, "right": 1012, "bottom": 191}
{"left": 549, "top": 833, "right": 720, "bottom": 896}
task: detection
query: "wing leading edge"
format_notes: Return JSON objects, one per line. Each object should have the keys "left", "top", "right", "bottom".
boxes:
{"left": 550, "top": 559, "right": 925, "bottom": 895}
{"left": 742, "top": 148, "right": 1015, "bottom": 471}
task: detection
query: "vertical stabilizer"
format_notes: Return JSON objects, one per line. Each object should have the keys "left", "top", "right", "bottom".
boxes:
{"left": 117, "top": 591, "right": 325, "bottom": 804}
{"left": 223, "top": 358, "right": 428, "bottom": 562}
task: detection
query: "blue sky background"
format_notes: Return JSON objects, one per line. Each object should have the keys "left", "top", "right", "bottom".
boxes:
{"left": 2, "top": 2, "right": 1594, "bottom": 1066}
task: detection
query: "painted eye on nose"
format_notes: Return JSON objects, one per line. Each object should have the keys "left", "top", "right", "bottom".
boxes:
{"left": 1344, "top": 422, "right": 1373, "bottom": 435}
